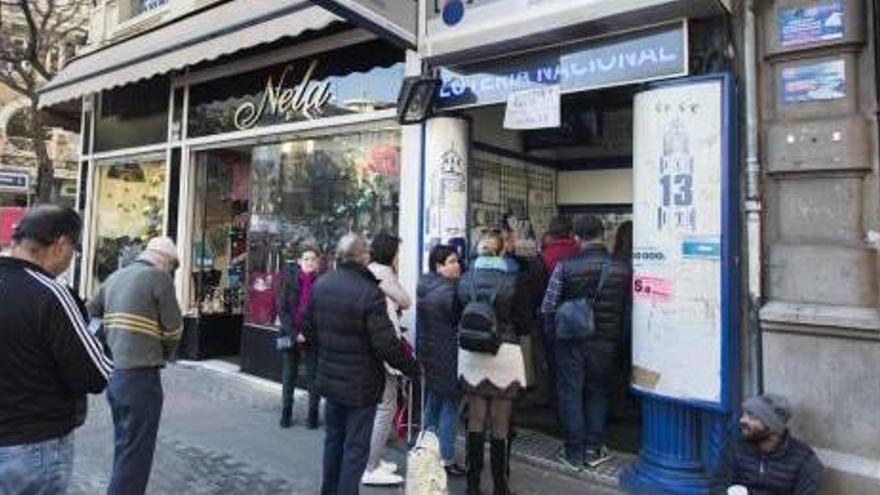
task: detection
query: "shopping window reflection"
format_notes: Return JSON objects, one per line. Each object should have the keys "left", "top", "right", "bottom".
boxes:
{"left": 90, "top": 156, "right": 166, "bottom": 295}
{"left": 193, "top": 127, "right": 401, "bottom": 327}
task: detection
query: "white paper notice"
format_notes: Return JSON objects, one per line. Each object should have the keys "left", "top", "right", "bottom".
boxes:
{"left": 503, "top": 85, "right": 561, "bottom": 130}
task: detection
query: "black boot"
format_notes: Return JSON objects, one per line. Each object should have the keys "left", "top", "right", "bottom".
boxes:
{"left": 490, "top": 438, "right": 510, "bottom": 495}
{"left": 466, "top": 432, "right": 485, "bottom": 495}
{"left": 279, "top": 405, "right": 292, "bottom": 428}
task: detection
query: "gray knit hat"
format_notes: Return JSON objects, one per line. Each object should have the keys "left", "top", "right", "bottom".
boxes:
{"left": 742, "top": 394, "right": 792, "bottom": 434}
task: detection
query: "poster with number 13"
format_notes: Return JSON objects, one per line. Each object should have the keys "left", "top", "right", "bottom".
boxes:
{"left": 631, "top": 77, "right": 735, "bottom": 407}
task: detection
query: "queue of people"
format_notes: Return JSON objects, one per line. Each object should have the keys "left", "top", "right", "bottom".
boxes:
{"left": 0, "top": 205, "right": 823, "bottom": 495}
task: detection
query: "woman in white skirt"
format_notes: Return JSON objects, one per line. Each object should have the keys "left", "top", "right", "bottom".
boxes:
{"left": 458, "top": 231, "right": 530, "bottom": 495}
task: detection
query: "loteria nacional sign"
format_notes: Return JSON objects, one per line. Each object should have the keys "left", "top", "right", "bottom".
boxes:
{"left": 233, "top": 61, "right": 332, "bottom": 130}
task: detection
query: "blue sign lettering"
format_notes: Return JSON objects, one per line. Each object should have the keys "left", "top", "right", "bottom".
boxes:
{"left": 437, "top": 23, "right": 687, "bottom": 109}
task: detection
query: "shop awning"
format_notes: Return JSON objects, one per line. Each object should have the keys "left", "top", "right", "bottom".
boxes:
{"left": 38, "top": 0, "right": 341, "bottom": 109}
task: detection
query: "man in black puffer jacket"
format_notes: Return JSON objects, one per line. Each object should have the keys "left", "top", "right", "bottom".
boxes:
{"left": 541, "top": 215, "right": 630, "bottom": 470}
{"left": 305, "top": 233, "right": 419, "bottom": 495}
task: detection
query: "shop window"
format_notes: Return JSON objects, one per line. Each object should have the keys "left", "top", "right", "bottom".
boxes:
{"left": 190, "top": 126, "right": 400, "bottom": 326}
{"left": 94, "top": 77, "right": 169, "bottom": 152}
{"left": 89, "top": 156, "right": 166, "bottom": 295}
{"left": 190, "top": 148, "right": 251, "bottom": 317}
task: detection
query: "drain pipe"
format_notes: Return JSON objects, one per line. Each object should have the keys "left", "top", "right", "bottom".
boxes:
{"left": 743, "top": 0, "right": 764, "bottom": 396}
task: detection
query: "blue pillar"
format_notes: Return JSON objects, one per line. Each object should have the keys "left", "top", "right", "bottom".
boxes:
{"left": 620, "top": 396, "right": 728, "bottom": 494}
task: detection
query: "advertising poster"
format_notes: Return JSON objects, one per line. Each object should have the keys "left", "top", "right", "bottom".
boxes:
{"left": 778, "top": 1, "right": 844, "bottom": 48}
{"left": 423, "top": 117, "right": 470, "bottom": 269}
{"left": 781, "top": 59, "right": 846, "bottom": 103}
{"left": 631, "top": 79, "right": 725, "bottom": 404}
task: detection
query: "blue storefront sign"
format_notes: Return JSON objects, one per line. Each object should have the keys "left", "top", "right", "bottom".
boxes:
{"left": 778, "top": 1, "right": 844, "bottom": 48}
{"left": 437, "top": 23, "right": 687, "bottom": 109}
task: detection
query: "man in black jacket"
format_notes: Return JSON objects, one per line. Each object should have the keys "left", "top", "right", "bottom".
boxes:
{"left": 306, "top": 233, "right": 419, "bottom": 495}
{"left": 712, "top": 394, "right": 823, "bottom": 495}
{"left": 541, "top": 215, "right": 630, "bottom": 470}
{"left": 0, "top": 206, "right": 112, "bottom": 494}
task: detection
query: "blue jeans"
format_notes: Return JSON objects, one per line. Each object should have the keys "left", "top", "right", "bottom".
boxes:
{"left": 0, "top": 433, "right": 74, "bottom": 495}
{"left": 321, "top": 400, "right": 377, "bottom": 495}
{"left": 555, "top": 338, "right": 617, "bottom": 462}
{"left": 423, "top": 391, "right": 460, "bottom": 465}
{"left": 107, "top": 368, "right": 164, "bottom": 495}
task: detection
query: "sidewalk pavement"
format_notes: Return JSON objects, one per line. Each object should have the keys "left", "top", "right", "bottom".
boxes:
{"left": 70, "top": 360, "right": 623, "bottom": 494}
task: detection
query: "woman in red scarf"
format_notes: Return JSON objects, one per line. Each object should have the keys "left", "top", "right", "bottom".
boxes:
{"left": 277, "top": 246, "right": 321, "bottom": 428}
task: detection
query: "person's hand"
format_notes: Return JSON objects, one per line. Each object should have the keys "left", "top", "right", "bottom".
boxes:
{"left": 296, "top": 334, "right": 306, "bottom": 344}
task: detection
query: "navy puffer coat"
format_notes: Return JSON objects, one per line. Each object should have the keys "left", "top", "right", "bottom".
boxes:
{"left": 416, "top": 272, "right": 461, "bottom": 398}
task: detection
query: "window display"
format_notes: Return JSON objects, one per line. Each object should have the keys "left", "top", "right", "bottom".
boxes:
{"left": 191, "top": 148, "right": 250, "bottom": 316}
{"left": 90, "top": 156, "right": 166, "bottom": 295}
{"left": 244, "top": 127, "right": 401, "bottom": 326}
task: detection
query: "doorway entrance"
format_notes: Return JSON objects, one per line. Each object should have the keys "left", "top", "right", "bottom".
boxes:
{"left": 458, "top": 86, "right": 641, "bottom": 453}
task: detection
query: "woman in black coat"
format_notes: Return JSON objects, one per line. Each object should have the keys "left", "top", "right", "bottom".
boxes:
{"left": 416, "top": 244, "right": 465, "bottom": 476}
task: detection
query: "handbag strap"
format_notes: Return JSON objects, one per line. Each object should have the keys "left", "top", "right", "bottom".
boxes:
{"left": 589, "top": 255, "right": 611, "bottom": 304}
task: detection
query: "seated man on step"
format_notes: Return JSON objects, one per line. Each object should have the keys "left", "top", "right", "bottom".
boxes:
{"left": 712, "top": 393, "right": 823, "bottom": 495}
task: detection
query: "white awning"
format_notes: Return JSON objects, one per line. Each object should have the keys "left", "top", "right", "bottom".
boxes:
{"left": 39, "top": 0, "right": 340, "bottom": 108}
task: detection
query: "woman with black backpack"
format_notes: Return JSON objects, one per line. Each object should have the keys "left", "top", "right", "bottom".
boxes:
{"left": 457, "top": 231, "right": 530, "bottom": 495}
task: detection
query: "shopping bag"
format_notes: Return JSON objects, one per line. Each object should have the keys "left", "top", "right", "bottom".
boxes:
{"left": 405, "top": 430, "right": 448, "bottom": 495}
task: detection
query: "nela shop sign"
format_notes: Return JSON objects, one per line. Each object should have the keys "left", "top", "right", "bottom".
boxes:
{"left": 437, "top": 23, "right": 687, "bottom": 109}
{"left": 233, "top": 60, "right": 332, "bottom": 130}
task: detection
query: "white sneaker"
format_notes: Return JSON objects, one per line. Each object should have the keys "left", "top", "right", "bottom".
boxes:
{"left": 378, "top": 459, "right": 399, "bottom": 473}
{"left": 361, "top": 469, "right": 403, "bottom": 486}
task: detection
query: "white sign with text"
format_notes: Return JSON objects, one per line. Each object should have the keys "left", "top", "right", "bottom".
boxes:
{"left": 503, "top": 85, "right": 561, "bottom": 130}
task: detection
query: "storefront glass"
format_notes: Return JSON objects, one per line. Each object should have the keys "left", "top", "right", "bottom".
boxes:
{"left": 90, "top": 155, "right": 166, "bottom": 295}
{"left": 191, "top": 148, "right": 250, "bottom": 316}
{"left": 191, "top": 125, "right": 400, "bottom": 327}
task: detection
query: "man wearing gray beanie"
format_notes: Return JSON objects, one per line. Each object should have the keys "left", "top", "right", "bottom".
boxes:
{"left": 711, "top": 393, "right": 823, "bottom": 494}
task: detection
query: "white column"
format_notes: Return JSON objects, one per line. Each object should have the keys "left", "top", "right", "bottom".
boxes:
{"left": 397, "top": 50, "right": 424, "bottom": 340}
{"left": 422, "top": 116, "right": 470, "bottom": 268}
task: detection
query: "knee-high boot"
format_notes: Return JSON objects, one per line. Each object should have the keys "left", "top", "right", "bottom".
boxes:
{"left": 467, "top": 432, "right": 485, "bottom": 495}
{"left": 490, "top": 438, "right": 510, "bottom": 495}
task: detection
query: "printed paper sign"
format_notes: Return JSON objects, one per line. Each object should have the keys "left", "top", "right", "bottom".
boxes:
{"left": 781, "top": 59, "right": 846, "bottom": 103}
{"left": 631, "top": 79, "right": 725, "bottom": 405}
{"left": 633, "top": 275, "right": 673, "bottom": 303}
{"left": 778, "top": 1, "right": 844, "bottom": 48}
{"left": 503, "top": 85, "right": 561, "bottom": 130}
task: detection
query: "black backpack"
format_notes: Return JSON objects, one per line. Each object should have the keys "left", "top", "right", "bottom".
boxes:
{"left": 458, "top": 273, "right": 502, "bottom": 355}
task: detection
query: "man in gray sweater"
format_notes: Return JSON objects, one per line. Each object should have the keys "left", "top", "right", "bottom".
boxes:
{"left": 88, "top": 237, "right": 183, "bottom": 495}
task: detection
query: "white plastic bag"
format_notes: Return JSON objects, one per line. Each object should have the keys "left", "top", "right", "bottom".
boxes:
{"left": 405, "top": 430, "right": 448, "bottom": 495}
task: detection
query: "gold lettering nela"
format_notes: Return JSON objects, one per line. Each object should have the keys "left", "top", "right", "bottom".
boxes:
{"left": 233, "top": 60, "right": 332, "bottom": 130}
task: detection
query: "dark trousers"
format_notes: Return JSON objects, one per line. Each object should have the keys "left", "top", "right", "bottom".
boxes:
{"left": 106, "top": 368, "right": 163, "bottom": 495}
{"left": 541, "top": 315, "right": 559, "bottom": 401}
{"left": 321, "top": 400, "right": 377, "bottom": 495}
{"left": 281, "top": 344, "right": 319, "bottom": 417}
{"left": 555, "top": 338, "right": 617, "bottom": 462}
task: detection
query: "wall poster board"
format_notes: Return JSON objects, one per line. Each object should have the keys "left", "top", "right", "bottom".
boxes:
{"left": 631, "top": 75, "right": 737, "bottom": 410}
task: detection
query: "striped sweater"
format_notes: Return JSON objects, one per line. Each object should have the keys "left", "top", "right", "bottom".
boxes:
{"left": 0, "top": 257, "right": 112, "bottom": 446}
{"left": 87, "top": 260, "right": 183, "bottom": 369}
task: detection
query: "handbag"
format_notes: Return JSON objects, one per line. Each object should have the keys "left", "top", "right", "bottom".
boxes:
{"left": 405, "top": 430, "right": 448, "bottom": 495}
{"left": 555, "top": 256, "right": 610, "bottom": 340}
{"left": 275, "top": 335, "right": 293, "bottom": 351}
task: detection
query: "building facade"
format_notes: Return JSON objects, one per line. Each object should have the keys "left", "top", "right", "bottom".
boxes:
{"left": 38, "top": 0, "right": 880, "bottom": 493}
